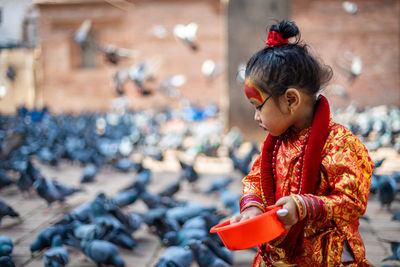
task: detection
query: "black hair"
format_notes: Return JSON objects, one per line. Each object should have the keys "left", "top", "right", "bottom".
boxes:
{"left": 245, "top": 20, "right": 333, "bottom": 96}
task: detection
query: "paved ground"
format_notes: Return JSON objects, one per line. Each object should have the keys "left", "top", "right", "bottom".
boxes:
{"left": 0, "top": 147, "right": 399, "bottom": 267}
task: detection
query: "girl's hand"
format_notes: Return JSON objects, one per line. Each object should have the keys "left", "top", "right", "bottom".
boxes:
{"left": 230, "top": 206, "right": 264, "bottom": 224}
{"left": 275, "top": 196, "right": 299, "bottom": 229}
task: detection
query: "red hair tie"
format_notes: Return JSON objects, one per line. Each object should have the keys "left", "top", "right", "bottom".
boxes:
{"left": 265, "top": 31, "right": 288, "bottom": 47}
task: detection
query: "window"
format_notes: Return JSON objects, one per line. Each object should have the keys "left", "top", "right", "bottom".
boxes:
{"left": 80, "top": 33, "right": 98, "bottom": 69}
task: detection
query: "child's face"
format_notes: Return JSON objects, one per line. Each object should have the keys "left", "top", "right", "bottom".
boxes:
{"left": 245, "top": 78, "right": 293, "bottom": 136}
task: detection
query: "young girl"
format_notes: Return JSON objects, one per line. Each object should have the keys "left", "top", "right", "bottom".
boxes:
{"left": 230, "top": 21, "right": 373, "bottom": 267}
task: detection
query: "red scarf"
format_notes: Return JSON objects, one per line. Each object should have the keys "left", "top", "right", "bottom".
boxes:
{"left": 260, "top": 95, "right": 330, "bottom": 258}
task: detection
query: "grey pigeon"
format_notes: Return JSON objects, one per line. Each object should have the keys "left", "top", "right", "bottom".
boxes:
{"left": 166, "top": 202, "right": 216, "bottom": 224}
{"left": 30, "top": 224, "right": 72, "bottom": 253}
{"left": 0, "top": 169, "right": 14, "bottom": 189}
{"left": 0, "top": 235, "right": 13, "bottom": 256}
{"left": 382, "top": 241, "right": 400, "bottom": 262}
{"left": 81, "top": 164, "right": 98, "bottom": 183}
{"left": 162, "top": 228, "right": 208, "bottom": 246}
{"left": 0, "top": 199, "right": 19, "bottom": 224}
{"left": 219, "top": 189, "right": 240, "bottom": 215}
{"left": 108, "top": 189, "right": 140, "bottom": 208}
{"left": 33, "top": 177, "right": 81, "bottom": 206}
{"left": 377, "top": 175, "right": 397, "bottom": 210}
{"left": 204, "top": 177, "right": 233, "bottom": 194}
{"left": 155, "top": 246, "right": 193, "bottom": 267}
{"left": 179, "top": 160, "right": 199, "bottom": 184}
{"left": 159, "top": 180, "right": 181, "bottom": 197}
{"left": 202, "top": 237, "right": 234, "bottom": 265}
{"left": 188, "top": 240, "right": 230, "bottom": 267}
{"left": 81, "top": 239, "right": 125, "bottom": 267}
{"left": 0, "top": 256, "right": 14, "bottom": 267}
{"left": 43, "top": 235, "right": 69, "bottom": 267}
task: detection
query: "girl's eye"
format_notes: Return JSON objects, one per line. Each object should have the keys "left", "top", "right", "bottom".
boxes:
{"left": 256, "top": 105, "right": 262, "bottom": 111}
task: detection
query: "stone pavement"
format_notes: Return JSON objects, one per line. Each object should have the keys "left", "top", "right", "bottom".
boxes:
{"left": 0, "top": 147, "right": 399, "bottom": 267}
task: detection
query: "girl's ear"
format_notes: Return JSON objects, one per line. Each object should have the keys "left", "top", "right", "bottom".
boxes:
{"left": 284, "top": 88, "right": 301, "bottom": 112}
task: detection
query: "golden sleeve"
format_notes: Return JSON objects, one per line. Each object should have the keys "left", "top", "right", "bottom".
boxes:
{"left": 239, "top": 153, "right": 266, "bottom": 212}
{"left": 306, "top": 131, "right": 374, "bottom": 222}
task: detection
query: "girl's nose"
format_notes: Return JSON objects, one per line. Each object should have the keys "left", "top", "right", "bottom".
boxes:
{"left": 254, "top": 111, "right": 261, "bottom": 122}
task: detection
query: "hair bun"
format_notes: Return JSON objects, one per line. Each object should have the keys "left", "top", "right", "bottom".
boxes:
{"left": 269, "top": 20, "right": 299, "bottom": 39}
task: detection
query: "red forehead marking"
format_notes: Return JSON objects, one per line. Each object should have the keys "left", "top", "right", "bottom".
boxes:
{"left": 244, "top": 78, "right": 265, "bottom": 103}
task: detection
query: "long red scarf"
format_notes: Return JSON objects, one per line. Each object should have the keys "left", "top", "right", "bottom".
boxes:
{"left": 260, "top": 95, "right": 330, "bottom": 259}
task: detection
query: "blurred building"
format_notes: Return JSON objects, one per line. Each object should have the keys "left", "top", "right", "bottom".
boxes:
{"left": 0, "top": 0, "right": 39, "bottom": 113}
{"left": 31, "top": 0, "right": 225, "bottom": 113}
{"left": 0, "top": 0, "right": 398, "bottom": 142}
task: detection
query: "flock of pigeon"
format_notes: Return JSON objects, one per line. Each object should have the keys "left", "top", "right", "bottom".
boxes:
{"left": 0, "top": 103, "right": 399, "bottom": 266}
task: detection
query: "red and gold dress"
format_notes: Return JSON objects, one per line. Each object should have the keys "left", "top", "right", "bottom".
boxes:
{"left": 240, "top": 117, "right": 373, "bottom": 266}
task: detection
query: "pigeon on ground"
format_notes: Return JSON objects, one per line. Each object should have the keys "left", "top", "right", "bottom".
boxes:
{"left": 0, "top": 170, "right": 14, "bottom": 190}
{"left": 155, "top": 246, "right": 193, "bottom": 267}
{"left": 81, "top": 164, "right": 98, "bottom": 183}
{"left": 33, "top": 177, "right": 82, "bottom": 207}
{"left": 81, "top": 239, "right": 125, "bottom": 267}
{"left": 229, "top": 142, "right": 259, "bottom": 176}
{"left": 0, "top": 199, "right": 19, "bottom": 224}
{"left": 202, "top": 237, "right": 234, "bottom": 265}
{"left": 377, "top": 175, "right": 397, "bottom": 210}
{"left": 166, "top": 202, "right": 216, "bottom": 225}
{"left": 162, "top": 228, "right": 208, "bottom": 246}
{"left": 204, "top": 177, "right": 233, "bottom": 194}
{"left": 0, "top": 235, "right": 13, "bottom": 256}
{"left": 30, "top": 224, "right": 72, "bottom": 254}
{"left": 187, "top": 239, "right": 230, "bottom": 267}
{"left": 382, "top": 241, "right": 400, "bottom": 262}
{"left": 43, "top": 235, "right": 69, "bottom": 267}
{"left": 219, "top": 189, "right": 240, "bottom": 215}
{"left": 108, "top": 189, "right": 140, "bottom": 208}
{"left": 0, "top": 256, "right": 14, "bottom": 267}
{"left": 179, "top": 160, "right": 199, "bottom": 185}
{"left": 159, "top": 180, "right": 181, "bottom": 198}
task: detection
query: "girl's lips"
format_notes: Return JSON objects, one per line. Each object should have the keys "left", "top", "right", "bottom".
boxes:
{"left": 259, "top": 124, "right": 268, "bottom": 131}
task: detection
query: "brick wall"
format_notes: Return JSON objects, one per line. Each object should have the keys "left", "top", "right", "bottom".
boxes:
{"left": 36, "top": 0, "right": 225, "bottom": 113}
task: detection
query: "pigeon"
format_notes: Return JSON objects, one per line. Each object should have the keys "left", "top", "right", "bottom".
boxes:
{"left": 392, "top": 212, "right": 400, "bottom": 222}
{"left": 114, "top": 158, "right": 138, "bottom": 173}
{"left": 0, "top": 256, "right": 14, "bottom": 267}
{"left": 0, "top": 235, "right": 13, "bottom": 256}
{"left": 159, "top": 180, "right": 181, "bottom": 197}
{"left": 73, "top": 19, "right": 92, "bottom": 44}
{"left": 110, "top": 211, "right": 143, "bottom": 234}
{"left": 30, "top": 224, "right": 72, "bottom": 253}
{"left": 108, "top": 189, "right": 140, "bottom": 208}
{"left": 43, "top": 235, "right": 69, "bottom": 267}
{"left": 202, "top": 237, "right": 234, "bottom": 265}
{"left": 81, "top": 164, "right": 98, "bottom": 183}
{"left": 229, "top": 142, "right": 259, "bottom": 176}
{"left": 16, "top": 160, "right": 39, "bottom": 193}
{"left": 162, "top": 228, "right": 208, "bottom": 246}
{"left": 0, "top": 169, "right": 14, "bottom": 189}
{"left": 382, "top": 241, "right": 400, "bottom": 262}
{"left": 219, "top": 189, "right": 240, "bottom": 215}
{"left": 123, "top": 168, "right": 151, "bottom": 192}
{"left": 0, "top": 199, "right": 19, "bottom": 223}
{"left": 204, "top": 177, "right": 233, "bottom": 194}
{"left": 155, "top": 246, "right": 193, "bottom": 267}
{"left": 166, "top": 202, "right": 216, "bottom": 225}
{"left": 187, "top": 239, "right": 230, "bottom": 267}
{"left": 33, "top": 177, "right": 82, "bottom": 206}
{"left": 80, "top": 239, "right": 125, "bottom": 267}
{"left": 150, "top": 217, "right": 180, "bottom": 241}
{"left": 173, "top": 23, "right": 198, "bottom": 50}
{"left": 377, "top": 175, "right": 397, "bottom": 210}
{"left": 179, "top": 160, "right": 199, "bottom": 184}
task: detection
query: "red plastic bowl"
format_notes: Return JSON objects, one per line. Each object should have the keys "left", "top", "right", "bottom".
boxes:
{"left": 210, "top": 205, "right": 285, "bottom": 250}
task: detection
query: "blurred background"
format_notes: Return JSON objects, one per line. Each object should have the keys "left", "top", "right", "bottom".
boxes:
{"left": 0, "top": 0, "right": 399, "bottom": 266}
